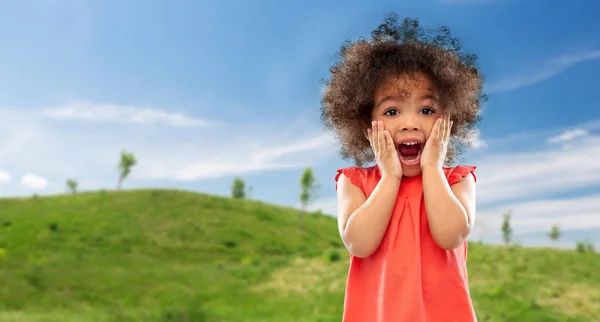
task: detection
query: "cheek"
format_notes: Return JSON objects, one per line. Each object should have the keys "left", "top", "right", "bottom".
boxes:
{"left": 423, "top": 121, "right": 437, "bottom": 138}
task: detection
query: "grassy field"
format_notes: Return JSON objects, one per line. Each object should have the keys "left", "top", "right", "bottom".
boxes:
{"left": 0, "top": 189, "right": 598, "bottom": 321}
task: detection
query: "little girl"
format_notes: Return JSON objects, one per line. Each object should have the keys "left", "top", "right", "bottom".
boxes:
{"left": 320, "top": 15, "right": 486, "bottom": 321}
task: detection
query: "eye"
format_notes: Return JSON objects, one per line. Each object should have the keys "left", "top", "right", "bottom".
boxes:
{"left": 383, "top": 108, "right": 398, "bottom": 116}
{"left": 420, "top": 107, "right": 435, "bottom": 115}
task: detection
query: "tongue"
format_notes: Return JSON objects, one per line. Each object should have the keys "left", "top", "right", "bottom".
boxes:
{"left": 399, "top": 144, "right": 420, "bottom": 157}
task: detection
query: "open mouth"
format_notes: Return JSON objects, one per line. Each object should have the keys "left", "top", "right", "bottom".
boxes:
{"left": 397, "top": 141, "right": 422, "bottom": 166}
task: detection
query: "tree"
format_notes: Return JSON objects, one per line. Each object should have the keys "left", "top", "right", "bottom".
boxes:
{"left": 586, "top": 241, "right": 596, "bottom": 253}
{"left": 501, "top": 210, "right": 513, "bottom": 245}
{"left": 299, "top": 167, "right": 319, "bottom": 211}
{"left": 231, "top": 177, "right": 246, "bottom": 199}
{"left": 66, "top": 179, "right": 78, "bottom": 195}
{"left": 298, "top": 167, "right": 319, "bottom": 228}
{"left": 576, "top": 239, "right": 596, "bottom": 253}
{"left": 547, "top": 224, "right": 561, "bottom": 243}
{"left": 117, "top": 149, "right": 137, "bottom": 190}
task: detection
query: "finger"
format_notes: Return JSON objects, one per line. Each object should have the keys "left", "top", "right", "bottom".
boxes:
{"left": 372, "top": 121, "right": 379, "bottom": 153}
{"left": 370, "top": 122, "right": 375, "bottom": 151}
{"left": 384, "top": 130, "right": 394, "bottom": 151}
{"left": 440, "top": 118, "right": 447, "bottom": 143}
{"left": 368, "top": 124, "right": 373, "bottom": 144}
{"left": 381, "top": 123, "right": 389, "bottom": 153}
{"left": 432, "top": 118, "right": 441, "bottom": 142}
{"left": 445, "top": 117, "right": 454, "bottom": 142}
{"left": 429, "top": 118, "right": 437, "bottom": 142}
{"left": 377, "top": 121, "right": 384, "bottom": 153}
{"left": 443, "top": 117, "right": 449, "bottom": 142}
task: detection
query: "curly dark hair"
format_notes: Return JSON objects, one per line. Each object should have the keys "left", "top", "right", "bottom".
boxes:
{"left": 320, "top": 14, "right": 487, "bottom": 166}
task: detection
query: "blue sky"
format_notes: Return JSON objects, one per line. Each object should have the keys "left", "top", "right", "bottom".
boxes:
{"left": 1, "top": 0, "right": 599, "bottom": 249}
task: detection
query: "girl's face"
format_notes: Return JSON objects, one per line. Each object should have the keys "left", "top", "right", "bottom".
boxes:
{"left": 371, "top": 72, "right": 443, "bottom": 177}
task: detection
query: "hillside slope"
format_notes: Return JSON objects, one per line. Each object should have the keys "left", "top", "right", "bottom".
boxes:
{"left": 0, "top": 189, "right": 598, "bottom": 321}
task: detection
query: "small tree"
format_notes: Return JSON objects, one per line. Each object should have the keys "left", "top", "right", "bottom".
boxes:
{"left": 501, "top": 210, "right": 513, "bottom": 245}
{"left": 66, "top": 179, "right": 78, "bottom": 195}
{"left": 231, "top": 177, "right": 246, "bottom": 199}
{"left": 576, "top": 241, "right": 585, "bottom": 253}
{"left": 299, "top": 167, "right": 319, "bottom": 227}
{"left": 576, "top": 239, "right": 596, "bottom": 253}
{"left": 117, "top": 149, "right": 137, "bottom": 190}
{"left": 299, "top": 167, "right": 319, "bottom": 211}
{"left": 587, "top": 241, "right": 597, "bottom": 253}
{"left": 547, "top": 224, "right": 561, "bottom": 243}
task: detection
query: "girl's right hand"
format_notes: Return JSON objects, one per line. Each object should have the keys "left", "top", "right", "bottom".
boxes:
{"left": 367, "top": 121, "right": 402, "bottom": 179}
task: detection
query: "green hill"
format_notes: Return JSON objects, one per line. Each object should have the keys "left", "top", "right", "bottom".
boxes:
{"left": 0, "top": 189, "right": 598, "bottom": 321}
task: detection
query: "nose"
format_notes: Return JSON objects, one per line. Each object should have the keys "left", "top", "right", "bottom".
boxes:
{"left": 400, "top": 114, "right": 420, "bottom": 131}
{"left": 402, "top": 125, "right": 419, "bottom": 131}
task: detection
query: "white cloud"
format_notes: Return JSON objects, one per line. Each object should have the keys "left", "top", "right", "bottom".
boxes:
{"left": 306, "top": 197, "right": 338, "bottom": 216}
{"left": 148, "top": 132, "right": 336, "bottom": 181}
{"left": 20, "top": 174, "right": 48, "bottom": 190}
{"left": 0, "top": 102, "right": 338, "bottom": 195}
{"left": 486, "top": 50, "right": 600, "bottom": 93}
{"left": 477, "top": 194, "right": 600, "bottom": 234}
{"left": 38, "top": 100, "right": 216, "bottom": 127}
{"left": 468, "top": 124, "right": 600, "bottom": 244}
{"left": 0, "top": 171, "right": 11, "bottom": 184}
{"left": 467, "top": 129, "right": 487, "bottom": 149}
{"left": 253, "top": 132, "right": 335, "bottom": 164}
{"left": 474, "top": 133, "right": 600, "bottom": 205}
{"left": 547, "top": 129, "right": 589, "bottom": 144}
{"left": 472, "top": 122, "right": 600, "bottom": 204}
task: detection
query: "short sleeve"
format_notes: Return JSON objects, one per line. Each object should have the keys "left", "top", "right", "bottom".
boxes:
{"left": 445, "top": 165, "right": 477, "bottom": 186}
{"left": 335, "top": 166, "right": 365, "bottom": 192}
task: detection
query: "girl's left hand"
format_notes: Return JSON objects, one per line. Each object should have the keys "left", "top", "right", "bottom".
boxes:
{"left": 420, "top": 116, "right": 452, "bottom": 170}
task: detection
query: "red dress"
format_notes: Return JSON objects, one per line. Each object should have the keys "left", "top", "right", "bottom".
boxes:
{"left": 335, "top": 165, "right": 478, "bottom": 322}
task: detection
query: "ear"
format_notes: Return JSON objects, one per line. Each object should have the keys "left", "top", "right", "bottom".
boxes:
{"left": 364, "top": 120, "right": 372, "bottom": 141}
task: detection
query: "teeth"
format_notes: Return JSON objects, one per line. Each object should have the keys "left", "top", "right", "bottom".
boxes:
{"left": 402, "top": 142, "right": 419, "bottom": 146}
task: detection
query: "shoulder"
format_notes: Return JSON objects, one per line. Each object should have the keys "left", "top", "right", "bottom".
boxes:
{"left": 442, "top": 165, "right": 477, "bottom": 186}
{"left": 334, "top": 165, "right": 378, "bottom": 192}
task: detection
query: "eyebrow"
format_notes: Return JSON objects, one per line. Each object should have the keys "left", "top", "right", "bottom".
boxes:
{"left": 375, "top": 93, "right": 438, "bottom": 108}
{"left": 420, "top": 94, "right": 438, "bottom": 102}
{"left": 375, "top": 95, "right": 402, "bottom": 108}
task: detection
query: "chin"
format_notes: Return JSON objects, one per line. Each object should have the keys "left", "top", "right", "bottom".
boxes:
{"left": 402, "top": 166, "right": 422, "bottom": 177}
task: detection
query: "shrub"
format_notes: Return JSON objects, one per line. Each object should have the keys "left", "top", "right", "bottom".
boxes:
{"left": 576, "top": 239, "right": 595, "bottom": 253}
{"left": 326, "top": 249, "right": 341, "bottom": 262}
{"left": 223, "top": 240, "right": 237, "bottom": 248}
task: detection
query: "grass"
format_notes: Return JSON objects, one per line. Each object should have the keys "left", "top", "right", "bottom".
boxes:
{"left": 0, "top": 189, "right": 598, "bottom": 321}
